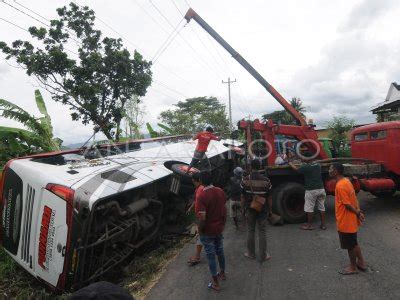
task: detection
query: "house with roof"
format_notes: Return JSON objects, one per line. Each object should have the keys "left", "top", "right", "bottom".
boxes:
{"left": 371, "top": 82, "right": 400, "bottom": 122}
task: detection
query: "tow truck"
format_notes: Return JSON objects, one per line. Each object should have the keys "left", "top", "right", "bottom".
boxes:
{"left": 185, "top": 8, "right": 399, "bottom": 223}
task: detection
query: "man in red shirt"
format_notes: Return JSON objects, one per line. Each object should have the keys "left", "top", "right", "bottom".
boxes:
{"left": 186, "top": 172, "right": 204, "bottom": 265}
{"left": 196, "top": 172, "right": 227, "bottom": 291}
{"left": 187, "top": 126, "right": 220, "bottom": 172}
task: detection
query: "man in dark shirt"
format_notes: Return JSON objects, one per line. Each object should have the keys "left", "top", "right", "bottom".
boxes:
{"left": 289, "top": 157, "right": 327, "bottom": 230}
{"left": 196, "top": 171, "right": 227, "bottom": 291}
{"left": 241, "top": 159, "right": 272, "bottom": 262}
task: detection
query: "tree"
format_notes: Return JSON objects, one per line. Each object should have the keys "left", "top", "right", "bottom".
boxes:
{"left": 123, "top": 95, "right": 145, "bottom": 139}
{"left": 0, "top": 2, "right": 152, "bottom": 141}
{"left": 159, "top": 96, "right": 230, "bottom": 135}
{"left": 145, "top": 123, "right": 173, "bottom": 138}
{"left": 0, "top": 90, "right": 61, "bottom": 166}
{"left": 326, "top": 116, "right": 355, "bottom": 147}
{"left": 262, "top": 97, "right": 306, "bottom": 125}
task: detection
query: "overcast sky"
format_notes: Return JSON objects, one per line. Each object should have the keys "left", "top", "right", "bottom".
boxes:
{"left": 1, "top": 0, "right": 399, "bottom": 145}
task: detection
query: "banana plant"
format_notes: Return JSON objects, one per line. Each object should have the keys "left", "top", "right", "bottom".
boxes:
{"left": 0, "top": 90, "right": 61, "bottom": 166}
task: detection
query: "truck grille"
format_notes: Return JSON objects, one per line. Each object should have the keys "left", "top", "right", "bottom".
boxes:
{"left": 21, "top": 185, "right": 35, "bottom": 265}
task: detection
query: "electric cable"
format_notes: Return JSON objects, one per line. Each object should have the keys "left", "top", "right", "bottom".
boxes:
{"left": 0, "top": 17, "right": 79, "bottom": 56}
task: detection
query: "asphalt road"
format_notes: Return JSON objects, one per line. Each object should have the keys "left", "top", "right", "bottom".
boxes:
{"left": 147, "top": 192, "right": 400, "bottom": 300}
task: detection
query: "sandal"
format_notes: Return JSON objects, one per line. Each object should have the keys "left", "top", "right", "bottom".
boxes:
{"left": 320, "top": 224, "right": 327, "bottom": 230}
{"left": 357, "top": 265, "right": 368, "bottom": 272}
{"left": 187, "top": 257, "right": 201, "bottom": 266}
{"left": 338, "top": 269, "right": 358, "bottom": 275}
{"left": 207, "top": 281, "right": 221, "bottom": 291}
{"left": 217, "top": 272, "right": 226, "bottom": 281}
{"left": 300, "top": 224, "right": 315, "bottom": 230}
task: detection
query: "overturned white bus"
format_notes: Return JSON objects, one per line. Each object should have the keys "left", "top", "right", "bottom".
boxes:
{"left": 0, "top": 136, "right": 242, "bottom": 292}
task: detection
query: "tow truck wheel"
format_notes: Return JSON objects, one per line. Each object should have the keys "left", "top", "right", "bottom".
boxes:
{"left": 273, "top": 182, "right": 306, "bottom": 224}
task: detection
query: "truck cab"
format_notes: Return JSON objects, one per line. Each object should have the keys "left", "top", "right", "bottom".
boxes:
{"left": 351, "top": 121, "right": 400, "bottom": 177}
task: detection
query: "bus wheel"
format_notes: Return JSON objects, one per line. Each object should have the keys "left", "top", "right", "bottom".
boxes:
{"left": 274, "top": 182, "right": 306, "bottom": 224}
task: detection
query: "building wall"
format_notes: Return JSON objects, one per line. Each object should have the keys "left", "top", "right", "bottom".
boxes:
{"left": 316, "top": 128, "right": 351, "bottom": 140}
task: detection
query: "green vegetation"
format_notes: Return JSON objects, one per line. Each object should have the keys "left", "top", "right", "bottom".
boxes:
{"left": 326, "top": 116, "right": 355, "bottom": 157}
{"left": 0, "top": 90, "right": 61, "bottom": 166}
{"left": 0, "top": 248, "right": 53, "bottom": 298}
{"left": 0, "top": 2, "right": 152, "bottom": 142}
{"left": 159, "top": 96, "right": 230, "bottom": 135}
{"left": 262, "top": 97, "right": 306, "bottom": 125}
{"left": 123, "top": 95, "right": 145, "bottom": 139}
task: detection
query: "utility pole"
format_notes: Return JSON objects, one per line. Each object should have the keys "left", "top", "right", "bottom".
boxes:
{"left": 222, "top": 77, "right": 236, "bottom": 130}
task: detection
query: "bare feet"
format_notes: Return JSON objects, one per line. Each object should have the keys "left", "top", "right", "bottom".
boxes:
{"left": 260, "top": 254, "right": 272, "bottom": 263}
{"left": 244, "top": 252, "right": 256, "bottom": 259}
{"left": 300, "top": 223, "right": 315, "bottom": 230}
{"left": 339, "top": 266, "right": 359, "bottom": 275}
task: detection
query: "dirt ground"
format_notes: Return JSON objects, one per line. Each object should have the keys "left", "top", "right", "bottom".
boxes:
{"left": 147, "top": 192, "right": 400, "bottom": 300}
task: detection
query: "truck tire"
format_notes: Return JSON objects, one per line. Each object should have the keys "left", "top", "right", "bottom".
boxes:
{"left": 273, "top": 182, "right": 306, "bottom": 224}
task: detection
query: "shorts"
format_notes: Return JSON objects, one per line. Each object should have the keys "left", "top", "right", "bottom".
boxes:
{"left": 189, "top": 151, "right": 210, "bottom": 169}
{"left": 338, "top": 231, "right": 358, "bottom": 250}
{"left": 304, "top": 189, "right": 326, "bottom": 213}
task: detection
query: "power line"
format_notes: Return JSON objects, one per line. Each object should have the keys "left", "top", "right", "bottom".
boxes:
{"left": 169, "top": 0, "right": 226, "bottom": 78}
{"left": 152, "top": 19, "right": 184, "bottom": 62}
{"left": 149, "top": 0, "right": 221, "bottom": 80}
{"left": 1, "top": 0, "right": 81, "bottom": 46}
{"left": 0, "top": 16, "right": 79, "bottom": 56}
{"left": 13, "top": 0, "right": 81, "bottom": 41}
{"left": 71, "top": 0, "right": 193, "bottom": 91}
{"left": 132, "top": 0, "right": 170, "bottom": 35}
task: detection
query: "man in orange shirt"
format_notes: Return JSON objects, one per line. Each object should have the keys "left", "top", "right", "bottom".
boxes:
{"left": 187, "top": 126, "right": 221, "bottom": 172}
{"left": 329, "top": 163, "right": 367, "bottom": 275}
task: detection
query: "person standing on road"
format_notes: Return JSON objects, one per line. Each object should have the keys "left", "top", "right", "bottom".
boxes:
{"left": 196, "top": 171, "right": 227, "bottom": 291}
{"left": 187, "top": 172, "right": 204, "bottom": 266}
{"left": 230, "top": 167, "right": 244, "bottom": 227}
{"left": 241, "top": 159, "right": 272, "bottom": 262}
{"left": 329, "top": 163, "right": 367, "bottom": 275}
{"left": 289, "top": 156, "right": 327, "bottom": 230}
{"left": 187, "top": 126, "right": 221, "bottom": 172}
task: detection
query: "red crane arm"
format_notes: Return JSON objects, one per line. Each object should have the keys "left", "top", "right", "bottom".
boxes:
{"left": 184, "top": 8, "right": 307, "bottom": 126}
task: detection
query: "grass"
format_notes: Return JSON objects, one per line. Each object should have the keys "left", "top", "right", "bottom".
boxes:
{"left": 122, "top": 236, "right": 190, "bottom": 298}
{"left": 0, "top": 235, "right": 190, "bottom": 299}
{"left": 0, "top": 247, "right": 53, "bottom": 299}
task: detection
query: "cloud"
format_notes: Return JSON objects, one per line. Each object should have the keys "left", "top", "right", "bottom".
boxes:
{"left": 0, "top": 62, "right": 10, "bottom": 77}
{"left": 339, "top": 0, "right": 397, "bottom": 32}
{"left": 283, "top": 0, "right": 400, "bottom": 127}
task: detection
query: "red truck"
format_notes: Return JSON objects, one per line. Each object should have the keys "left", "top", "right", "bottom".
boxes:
{"left": 351, "top": 121, "right": 400, "bottom": 197}
{"left": 185, "top": 8, "right": 399, "bottom": 223}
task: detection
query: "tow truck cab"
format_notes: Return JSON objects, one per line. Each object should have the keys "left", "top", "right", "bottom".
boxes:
{"left": 351, "top": 121, "right": 400, "bottom": 177}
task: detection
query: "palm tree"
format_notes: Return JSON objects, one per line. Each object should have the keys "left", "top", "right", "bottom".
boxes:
{"left": 290, "top": 97, "right": 306, "bottom": 118}
{"left": 0, "top": 90, "right": 61, "bottom": 166}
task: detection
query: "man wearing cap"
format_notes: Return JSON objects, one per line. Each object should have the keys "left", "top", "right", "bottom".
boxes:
{"left": 187, "top": 126, "right": 221, "bottom": 172}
